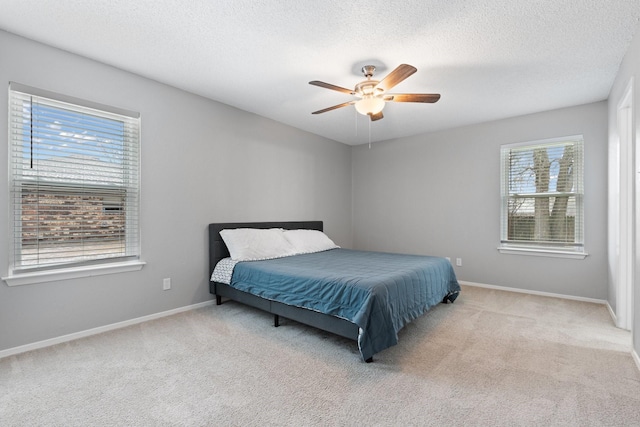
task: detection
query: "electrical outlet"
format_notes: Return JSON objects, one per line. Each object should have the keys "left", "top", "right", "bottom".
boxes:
{"left": 456, "top": 258, "right": 462, "bottom": 267}
{"left": 163, "top": 278, "right": 171, "bottom": 290}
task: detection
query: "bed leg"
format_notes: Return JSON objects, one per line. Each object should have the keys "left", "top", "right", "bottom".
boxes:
{"left": 443, "top": 291, "right": 459, "bottom": 304}
{"left": 365, "top": 357, "right": 373, "bottom": 363}
{"left": 274, "top": 315, "right": 280, "bottom": 327}
{"left": 216, "top": 295, "right": 222, "bottom": 305}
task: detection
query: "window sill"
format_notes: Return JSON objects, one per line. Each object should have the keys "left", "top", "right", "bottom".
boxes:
{"left": 498, "top": 247, "right": 588, "bottom": 259}
{"left": 2, "top": 260, "right": 146, "bottom": 286}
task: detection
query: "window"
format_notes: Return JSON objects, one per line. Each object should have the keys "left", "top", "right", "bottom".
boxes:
{"left": 5, "top": 83, "right": 143, "bottom": 284}
{"left": 499, "top": 136, "right": 586, "bottom": 258}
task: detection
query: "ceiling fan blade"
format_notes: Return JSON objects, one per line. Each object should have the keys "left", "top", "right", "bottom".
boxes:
{"left": 369, "top": 111, "right": 384, "bottom": 121}
{"left": 375, "top": 64, "right": 417, "bottom": 92}
{"left": 309, "top": 80, "right": 355, "bottom": 95}
{"left": 311, "top": 101, "right": 355, "bottom": 114}
{"left": 385, "top": 93, "right": 441, "bottom": 103}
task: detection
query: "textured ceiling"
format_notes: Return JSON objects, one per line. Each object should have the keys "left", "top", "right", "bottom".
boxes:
{"left": 1, "top": 0, "right": 639, "bottom": 145}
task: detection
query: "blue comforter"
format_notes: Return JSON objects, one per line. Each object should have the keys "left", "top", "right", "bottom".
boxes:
{"left": 230, "top": 248, "right": 460, "bottom": 361}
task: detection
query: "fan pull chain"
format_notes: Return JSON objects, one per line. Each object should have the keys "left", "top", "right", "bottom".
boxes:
{"left": 368, "top": 118, "right": 371, "bottom": 149}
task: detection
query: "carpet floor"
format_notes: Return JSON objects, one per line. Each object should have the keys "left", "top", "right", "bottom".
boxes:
{"left": 1, "top": 285, "right": 638, "bottom": 426}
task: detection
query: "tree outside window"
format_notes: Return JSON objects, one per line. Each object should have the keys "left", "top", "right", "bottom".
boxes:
{"left": 500, "top": 136, "right": 584, "bottom": 254}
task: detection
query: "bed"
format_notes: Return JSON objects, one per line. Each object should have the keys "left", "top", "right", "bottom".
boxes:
{"left": 209, "top": 221, "right": 460, "bottom": 362}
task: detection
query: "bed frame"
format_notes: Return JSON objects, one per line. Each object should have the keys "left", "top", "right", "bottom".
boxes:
{"left": 208, "top": 221, "right": 361, "bottom": 345}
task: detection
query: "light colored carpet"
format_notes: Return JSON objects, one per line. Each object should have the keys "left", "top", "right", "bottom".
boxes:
{"left": 1, "top": 285, "right": 638, "bottom": 426}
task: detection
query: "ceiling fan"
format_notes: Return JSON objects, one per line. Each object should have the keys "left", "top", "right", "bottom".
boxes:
{"left": 309, "top": 64, "right": 440, "bottom": 121}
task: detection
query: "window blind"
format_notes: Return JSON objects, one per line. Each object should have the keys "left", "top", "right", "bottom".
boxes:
{"left": 500, "top": 136, "right": 584, "bottom": 251}
{"left": 8, "top": 83, "right": 140, "bottom": 273}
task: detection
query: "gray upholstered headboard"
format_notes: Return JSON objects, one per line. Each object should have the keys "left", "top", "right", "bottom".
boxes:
{"left": 208, "top": 221, "right": 323, "bottom": 277}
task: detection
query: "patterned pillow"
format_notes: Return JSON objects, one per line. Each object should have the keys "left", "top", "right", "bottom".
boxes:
{"left": 211, "top": 257, "right": 238, "bottom": 284}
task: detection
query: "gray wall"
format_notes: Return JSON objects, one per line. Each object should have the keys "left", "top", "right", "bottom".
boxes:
{"left": 607, "top": 25, "right": 640, "bottom": 359}
{"left": 0, "top": 26, "right": 630, "bottom": 356}
{"left": 352, "top": 102, "right": 609, "bottom": 300}
{"left": 0, "top": 31, "right": 353, "bottom": 352}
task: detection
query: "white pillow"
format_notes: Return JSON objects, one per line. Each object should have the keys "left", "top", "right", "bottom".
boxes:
{"left": 220, "top": 228, "right": 297, "bottom": 261}
{"left": 283, "top": 229, "right": 339, "bottom": 254}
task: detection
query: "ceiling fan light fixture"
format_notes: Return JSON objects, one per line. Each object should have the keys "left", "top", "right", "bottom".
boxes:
{"left": 309, "top": 63, "right": 440, "bottom": 120}
{"left": 355, "top": 96, "right": 385, "bottom": 116}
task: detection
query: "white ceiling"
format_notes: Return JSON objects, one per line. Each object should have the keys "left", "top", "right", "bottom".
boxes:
{"left": 1, "top": 1, "right": 639, "bottom": 146}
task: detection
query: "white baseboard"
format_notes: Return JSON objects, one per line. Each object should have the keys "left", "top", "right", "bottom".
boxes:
{"left": 605, "top": 301, "right": 618, "bottom": 325}
{"left": 459, "top": 280, "right": 607, "bottom": 305}
{"left": 4, "top": 284, "right": 638, "bottom": 373}
{"left": 0, "top": 299, "right": 216, "bottom": 359}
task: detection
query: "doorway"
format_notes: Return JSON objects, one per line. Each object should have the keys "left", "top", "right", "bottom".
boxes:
{"left": 617, "top": 79, "right": 634, "bottom": 330}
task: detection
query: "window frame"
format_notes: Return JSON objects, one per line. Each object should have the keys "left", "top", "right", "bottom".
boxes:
{"left": 498, "top": 135, "right": 588, "bottom": 259}
{"left": 3, "top": 82, "right": 145, "bottom": 286}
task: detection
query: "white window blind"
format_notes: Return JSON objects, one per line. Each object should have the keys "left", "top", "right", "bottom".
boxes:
{"left": 8, "top": 83, "right": 140, "bottom": 274}
{"left": 500, "top": 136, "right": 584, "bottom": 253}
